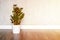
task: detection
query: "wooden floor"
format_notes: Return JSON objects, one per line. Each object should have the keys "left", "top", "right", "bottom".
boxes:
{"left": 20, "top": 29, "right": 60, "bottom": 40}
{"left": 1, "top": 29, "right": 60, "bottom": 40}
{"left": 0, "top": 29, "right": 13, "bottom": 40}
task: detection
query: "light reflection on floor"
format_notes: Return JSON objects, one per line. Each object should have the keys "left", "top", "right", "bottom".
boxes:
{"left": 20, "top": 29, "right": 60, "bottom": 40}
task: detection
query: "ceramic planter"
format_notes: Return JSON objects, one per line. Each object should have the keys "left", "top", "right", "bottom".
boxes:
{"left": 12, "top": 25, "right": 20, "bottom": 34}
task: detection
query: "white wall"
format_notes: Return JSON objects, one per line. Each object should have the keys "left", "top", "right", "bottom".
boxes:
{"left": 0, "top": 0, "right": 60, "bottom": 25}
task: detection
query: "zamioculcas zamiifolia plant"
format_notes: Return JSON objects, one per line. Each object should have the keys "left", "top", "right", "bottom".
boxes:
{"left": 10, "top": 4, "right": 24, "bottom": 25}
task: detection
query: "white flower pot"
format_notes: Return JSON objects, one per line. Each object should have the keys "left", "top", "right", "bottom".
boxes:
{"left": 12, "top": 25, "right": 20, "bottom": 34}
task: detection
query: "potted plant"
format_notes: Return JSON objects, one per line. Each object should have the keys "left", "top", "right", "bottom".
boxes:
{"left": 10, "top": 4, "right": 24, "bottom": 33}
